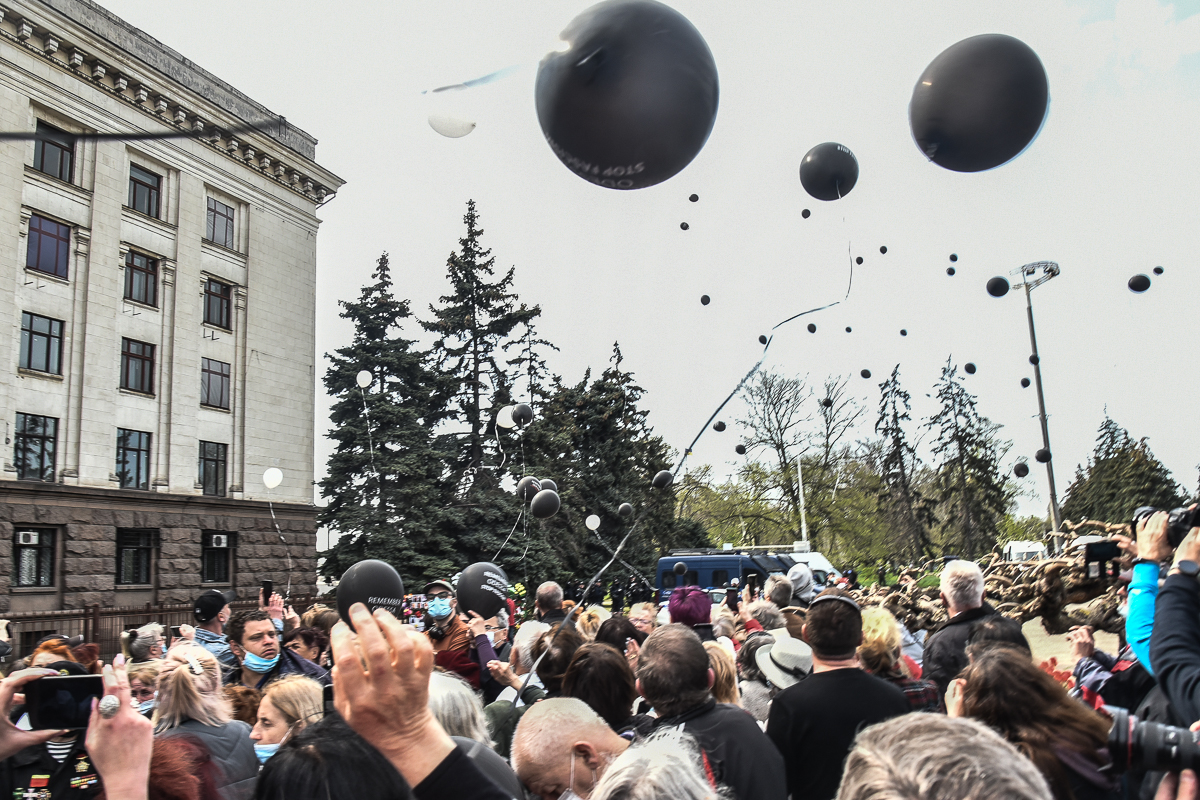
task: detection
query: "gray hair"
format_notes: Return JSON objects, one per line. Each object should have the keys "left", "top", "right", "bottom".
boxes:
{"left": 427, "top": 671, "right": 493, "bottom": 748}
{"left": 121, "top": 622, "right": 164, "bottom": 662}
{"left": 512, "top": 697, "right": 610, "bottom": 776}
{"left": 940, "top": 560, "right": 985, "bottom": 611}
{"left": 764, "top": 574, "right": 793, "bottom": 608}
{"left": 746, "top": 600, "right": 785, "bottom": 631}
{"left": 537, "top": 581, "right": 564, "bottom": 610}
{"left": 836, "top": 714, "right": 1052, "bottom": 800}
{"left": 496, "top": 608, "right": 509, "bottom": 629}
{"left": 592, "top": 729, "right": 730, "bottom": 800}
{"left": 511, "top": 621, "right": 551, "bottom": 672}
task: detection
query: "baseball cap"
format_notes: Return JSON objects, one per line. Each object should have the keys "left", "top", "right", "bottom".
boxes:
{"left": 42, "top": 660, "right": 90, "bottom": 676}
{"left": 423, "top": 579, "right": 455, "bottom": 597}
{"left": 193, "top": 589, "right": 236, "bottom": 623}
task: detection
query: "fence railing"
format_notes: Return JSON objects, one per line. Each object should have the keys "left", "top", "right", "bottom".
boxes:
{"left": 7, "top": 596, "right": 322, "bottom": 663}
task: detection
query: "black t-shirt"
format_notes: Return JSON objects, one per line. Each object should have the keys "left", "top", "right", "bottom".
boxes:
{"left": 766, "top": 668, "right": 910, "bottom": 800}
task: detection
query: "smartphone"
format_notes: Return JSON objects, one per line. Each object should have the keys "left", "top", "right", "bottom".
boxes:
{"left": 747, "top": 573, "right": 759, "bottom": 597}
{"left": 261, "top": 579, "right": 274, "bottom": 604}
{"left": 1085, "top": 540, "right": 1122, "bottom": 563}
{"left": 725, "top": 587, "right": 740, "bottom": 613}
{"left": 25, "top": 675, "right": 104, "bottom": 730}
{"left": 170, "top": 625, "right": 182, "bottom": 637}
{"left": 323, "top": 683, "right": 335, "bottom": 716}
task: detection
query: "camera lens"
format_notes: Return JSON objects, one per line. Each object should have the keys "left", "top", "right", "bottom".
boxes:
{"left": 1107, "top": 707, "right": 1200, "bottom": 773}
{"left": 1167, "top": 508, "right": 1200, "bottom": 549}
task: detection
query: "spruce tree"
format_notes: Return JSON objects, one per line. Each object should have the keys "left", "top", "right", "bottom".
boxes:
{"left": 925, "top": 360, "right": 1013, "bottom": 558}
{"left": 874, "top": 366, "right": 934, "bottom": 562}
{"left": 318, "top": 254, "right": 458, "bottom": 587}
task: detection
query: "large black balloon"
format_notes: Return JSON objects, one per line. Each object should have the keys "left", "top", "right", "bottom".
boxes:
{"left": 673, "top": 561, "right": 687, "bottom": 576}
{"left": 713, "top": 421, "right": 726, "bottom": 432}
{"left": 539, "top": 478, "right": 559, "bottom": 493}
{"left": 457, "top": 562, "right": 509, "bottom": 619}
{"left": 530, "top": 489, "right": 562, "bottom": 519}
{"left": 652, "top": 470, "right": 673, "bottom": 489}
{"left": 1128, "top": 274, "right": 1151, "bottom": 293}
{"left": 1014, "top": 462, "right": 1030, "bottom": 478}
{"left": 986, "top": 277, "right": 1011, "bottom": 297}
{"left": 337, "top": 560, "right": 405, "bottom": 630}
{"left": 535, "top": 0, "right": 719, "bottom": 190}
{"left": 799, "top": 142, "right": 859, "bottom": 201}
{"left": 512, "top": 403, "right": 534, "bottom": 427}
{"left": 516, "top": 476, "right": 542, "bottom": 501}
{"left": 909, "top": 34, "right": 1049, "bottom": 172}
{"left": 1035, "top": 448, "right": 1052, "bottom": 463}
{"left": 618, "top": 502, "right": 634, "bottom": 518}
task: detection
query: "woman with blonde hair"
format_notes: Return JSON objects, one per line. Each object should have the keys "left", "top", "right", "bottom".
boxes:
{"left": 576, "top": 606, "right": 610, "bottom": 642}
{"left": 704, "top": 641, "right": 740, "bottom": 705}
{"left": 858, "top": 606, "right": 941, "bottom": 712}
{"left": 250, "top": 674, "right": 324, "bottom": 764}
{"left": 154, "top": 643, "right": 258, "bottom": 799}
{"left": 121, "top": 621, "right": 165, "bottom": 663}
{"left": 127, "top": 660, "right": 161, "bottom": 715}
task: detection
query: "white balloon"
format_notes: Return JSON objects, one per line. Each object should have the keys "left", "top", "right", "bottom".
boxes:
{"left": 585, "top": 514, "right": 601, "bottom": 531}
{"left": 496, "top": 406, "right": 516, "bottom": 429}
{"left": 262, "top": 467, "right": 283, "bottom": 490}
{"left": 356, "top": 370, "right": 373, "bottom": 389}
{"left": 428, "top": 113, "right": 476, "bottom": 138}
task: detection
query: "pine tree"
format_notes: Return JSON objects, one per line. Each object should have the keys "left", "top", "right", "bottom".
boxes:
{"left": 318, "top": 254, "right": 458, "bottom": 587}
{"left": 1062, "top": 417, "right": 1187, "bottom": 524}
{"left": 875, "top": 366, "right": 934, "bottom": 562}
{"left": 925, "top": 360, "right": 1013, "bottom": 558}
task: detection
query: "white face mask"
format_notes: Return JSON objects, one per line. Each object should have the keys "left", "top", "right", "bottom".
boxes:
{"left": 560, "top": 751, "right": 594, "bottom": 800}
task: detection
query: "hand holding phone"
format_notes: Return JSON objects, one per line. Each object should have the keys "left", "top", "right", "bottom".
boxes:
{"left": 25, "top": 675, "right": 104, "bottom": 730}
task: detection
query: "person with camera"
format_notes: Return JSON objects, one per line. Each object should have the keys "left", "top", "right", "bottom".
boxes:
{"left": 1148, "top": 509, "right": 1200, "bottom": 725}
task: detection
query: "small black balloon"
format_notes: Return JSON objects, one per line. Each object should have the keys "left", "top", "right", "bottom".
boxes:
{"left": 807, "top": 323, "right": 817, "bottom": 333}
{"left": 946, "top": 267, "right": 956, "bottom": 276}
{"left": 530, "top": 489, "right": 562, "bottom": 519}
{"left": 799, "top": 142, "right": 859, "bottom": 201}
{"left": 1035, "top": 448, "right": 1051, "bottom": 463}
{"left": 539, "top": 478, "right": 558, "bottom": 493}
{"left": 856, "top": 256, "right": 863, "bottom": 265}
{"left": 516, "top": 476, "right": 542, "bottom": 501}
{"left": 986, "top": 277, "right": 1011, "bottom": 298}
{"left": 949, "top": 254, "right": 958, "bottom": 262}
{"left": 1014, "top": 462, "right": 1030, "bottom": 478}
{"left": 821, "top": 398, "right": 833, "bottom": 408}
{"left": 964, "top": 363, "right": 976, "bottom": 374}
{"left": 1021, "top": 377, "right": 1031, "bottom": 388}
{"left": 700, "top": 294, "right": 710, "bottom": 305}
{"left": 689, "top": 193, "right": 699, "bottom": 202}
{"left": 618, "top": 502, "right": 634, "bottom": 518}
{"left": 457, "top": 562, "right": 509, "bottom": 619}
{"left": 652, "top": 469, "right": 673, "bottom": 489}
{"left": 1128, "top": 274, "right": 1151, "bottom": 293}
{"left": 845, "top": 326, "right": 852, "bottom": 333}
{"left": 673, "top": 561, "right": 687, "bottom": 576}
{"left": 680, "top": 222, "right": 690, "bottom": 231}
{"left": 910, "top": 34, "right": 1049, "bottom": 172}
{"left": 337, "top": 559, "right": 406, "bottom": 630}
{"left": 900, "top": 329, "right": 908, "bottom": 336}
{"left": 861, "top": 369, "right": 872, "bottom": 379}
{"left": 535, "top": 0, "right": 719, "bottom": 190}
{"left": 735, "top": 444, "right": 746, "bottom": 455}
{"left": 758, "top": 334, "right": 767, "bottom": 345}
{"left": 713, "top": 421, "right": 726, "bottom": 432}
{"left": 801, "top": 209, "right": 811, "bottom": 219}
{"left": 880, "top": 246, "right": 887, "bottom": 254}
{"left": 1154, "top": 266, "right": 1164, "bottom": 275}
{"left": 1029, "top": 355, "right": 1039, "bottom": 365}
{"left": 512, "top": 403, "right": 534, "bottom": 427}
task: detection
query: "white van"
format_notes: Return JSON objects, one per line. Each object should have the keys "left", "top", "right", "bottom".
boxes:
{"left": 1002, "top": 540, "right": 1047, "bottom": 562}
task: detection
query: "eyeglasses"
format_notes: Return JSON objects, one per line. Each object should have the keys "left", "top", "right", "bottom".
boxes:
{"left": 426, "top": 592, "right": 451, "bottom": 600}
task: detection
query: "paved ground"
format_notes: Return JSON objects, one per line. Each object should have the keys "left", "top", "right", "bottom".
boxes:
{"left": 1023, "top": 618, "right": 1119, "bottom": 672}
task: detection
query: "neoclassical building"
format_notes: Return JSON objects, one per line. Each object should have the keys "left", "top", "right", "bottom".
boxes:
{"left": 0, "top": 0, "right": 343, "bottom": 617}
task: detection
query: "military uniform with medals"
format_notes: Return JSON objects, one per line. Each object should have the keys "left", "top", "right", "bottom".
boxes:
{"left": 1, "top": 738, "right": 101, "bottom": 799}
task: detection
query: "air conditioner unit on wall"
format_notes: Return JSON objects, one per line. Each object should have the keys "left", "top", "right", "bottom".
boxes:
{"left": 209, "top": 534, "right": 228, "bottom": 549}
{"left": 17, "top": 531, "right": 38, "bottom": 546}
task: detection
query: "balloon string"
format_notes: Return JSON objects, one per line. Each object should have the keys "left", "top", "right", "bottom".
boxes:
{"left": 421, "top": 63, "right": 523, "bottom": 94}
{"left": 493, "top": 426, "right": 508, "bottom": 473}
{"left": 838, "top": 182, "right": 853, "bottom": 301}
{"left": 359, "top": 386, "right": 381, "bottom": 494}
{"left": 589, "top": 527, "right": 655, "bottom": 592}
{"left": 265, "top": 492, "right": 294, "bottom": 601}
{"left": 493, "top": 510, "right": 524, "bottom": 563}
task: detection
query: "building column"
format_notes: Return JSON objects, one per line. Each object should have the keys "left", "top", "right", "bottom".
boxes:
{"left": 153, "top": 261, "right": 176, "bottom": 491}
{"left": 62, "top": 228, "right": 91, "bottom": 485}
{"left": 229, "top": 286, "right": 248, "bottom": 498}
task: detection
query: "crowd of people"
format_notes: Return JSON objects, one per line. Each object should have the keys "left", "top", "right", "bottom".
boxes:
{"left": 3, "top": 509, "right": 1200, "bottom": 799}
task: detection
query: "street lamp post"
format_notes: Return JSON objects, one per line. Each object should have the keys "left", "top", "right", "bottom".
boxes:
{"left": 1011, "top": 261, "right": 1063, "bottom": 535}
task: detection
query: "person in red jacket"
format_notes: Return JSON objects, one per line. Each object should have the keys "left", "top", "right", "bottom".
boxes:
{"left": 424, "top": 580, "right": 479, "bottom": 687}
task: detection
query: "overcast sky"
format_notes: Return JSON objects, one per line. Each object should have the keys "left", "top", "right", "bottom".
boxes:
{"left": 101, "top": 0, "right": 1200, "bottom": 529}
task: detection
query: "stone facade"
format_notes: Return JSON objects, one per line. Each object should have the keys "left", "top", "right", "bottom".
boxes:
{"left": 0, "top": 0, "right": 342, "bottom": 609}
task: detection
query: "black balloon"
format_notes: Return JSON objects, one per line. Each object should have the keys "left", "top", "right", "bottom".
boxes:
{"left": 539, "top": 478, "right": 558, "bottom": 492}
{"left": 880, "top": 246, "right": 888, "bottom": 254}
{"left": 1014, "top": 462, "right": 1030, "bottom": 478}
{"left": 861, "top": 369, "right": 872, "bottom": 379}
{"left": 856, "top": 256, "right": 863, "bottom": 265}
{"left": 821, "top": 398, "right": 833, "bottom": 408}
{"left": 986, "top": 277, "right": 1011, "bottom": 297}
{"left": 964, "top": 362, "right": 976, "bottom": 374}
{"left": 845, "top": 327, "right": 852, "bottom": 333}
{"left": 700, "top": 294, "right": 710, "bottom": 305}
{"left": 673, "top": 561, "right": 687, "bottom": 576}
{"left": 512, "top": 403, "right": 534, "bottom": 427}
{"left": 799, "top": 142, "right": 859, "bottom": 201}
{"left": 1021, "top": 377, "right": 1031, "bottom": 388}
{"left": 1128, "top": 274, "right": 1151, "bottom": 293}
{"left": 946, "top": 267, "right": 956, "bottom": 276}
{"left": 530, "top": 489, "right": 562, "bottom": 519}
{"left": 618, "top": 502, "right": 634, "bottom": 518}
{"left": 735, "top": 444, "right": 746, "bottom": 455}
{"left": 680, "top": 222, "right": 690, "bottom": 230}
{"left": 909, "top": 34, "right": 1049, "bottom": 172}
{"left": 1029, "top": 355, "right": 1039, "bottom": 365}
{"left": 713, "top": 421, "right": 726, "bottom": 432}
{"left": 516, "top": 476, "right": 542, "bottom": 501}
{"left": 949, "top": 253, "right": 958, "bottom": 262}
{"left": 1035, "top": 448, "right": 1051, "bottom": 463}
{"left": 652, "top": 469, "right": 673, "bottom": 489}
{"left": 535, "top": 0, "right": 719, "bottom": 190}
{"left": 900, "top": 329, "right": 908, "bottom": 336}
{"left": 807, "top": 323, "right": 817, "bottom": 333}
{"left": 1154, "top": 266, "right": 1164, "bottom": 275}
{"left": 457, "top": 562, "right": 509, "bottom": 619}
{"left": 689, "top": 193, "right": 699, "bottom": 202}
{"left": 337, "top": 560, "right": 405, "bottom": 630}
{"left": 758, "top": 334, "right": 767, "bottom": 345}
{"left": 801, "top": 209, "right": 811, "bottom": 219}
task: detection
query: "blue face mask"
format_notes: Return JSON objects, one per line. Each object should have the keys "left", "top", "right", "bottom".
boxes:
{"left": 137, "top": 698, "right": 156, "bottom": 715}
{"left": 254, "top": 743, "right": 280, "bottom": 765}
{"left": 242, "top": 651, "right": 280, "bottom": 674}
{"left": 428, "top": 597, "right": 453, "bottom": 619}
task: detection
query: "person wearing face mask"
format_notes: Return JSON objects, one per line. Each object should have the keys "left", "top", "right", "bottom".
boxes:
{"left": 224, "top": 610, "right": 330, "bottom": 691}
{"left": 512, "top": 698, "right": 631, "bottom": 800}
{"left": 424, "top": 580, "right": 478, "bottom": 687}
{"left": 127, "top": 661, "right": 161, "bottom": 717}
{"left": 249, "top": 674, "right": 324, "bottom": 766}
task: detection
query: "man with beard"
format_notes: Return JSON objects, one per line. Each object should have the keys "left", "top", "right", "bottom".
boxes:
{"left": 424, "top": 579, "right": 479, "bottom": 687}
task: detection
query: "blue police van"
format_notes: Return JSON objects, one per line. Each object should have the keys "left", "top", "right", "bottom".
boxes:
{"left": 655, "top": 544, "right": 841, "bottom": 603}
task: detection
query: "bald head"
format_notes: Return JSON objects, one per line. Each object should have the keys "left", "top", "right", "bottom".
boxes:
{"left": 513, "top": 698, "right": 629, "bottom": 800}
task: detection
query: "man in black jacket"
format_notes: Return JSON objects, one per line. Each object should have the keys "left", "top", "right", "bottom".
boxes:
{"left": 225, "top": 609, "right": 330, "bottom": 689}
{"left": 1149, "top": 523, "right": 1200, "bottom": 724}
{"left": 923, "top": 559, "right": 996, "bottom": 695}
{"left": 636, "top": 625, "right": 787, "bottom": 800}
{"left": 535, "top": 582, "right": 568, "bottom": 625}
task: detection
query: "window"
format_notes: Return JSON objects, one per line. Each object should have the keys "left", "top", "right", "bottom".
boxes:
{"left": 32, "top": 121, "right": 74, "bottom": 183}
{"left": 206, "top": 197, "right": 235, "bottom": 249}
{"left": 26, "top": 214, "right": 71, "bottom": 279}
{"left": 201, "top": 358, "right": 231, "bottom": 409}
{"left": 128, "top": 164, "right": 161, "bottom": 218}
{"left": 199, "top": 441, "right": 227, "bottom": 497}
{"left": 661, "top": 572, "right": 677, "bottom": 589}
{"left": 13, "top": 528, "right": 55, "bottom": 587}
{"left": 14, "top": 413, "right": 57, "bottom": 482}
{"left": 19, "top": 312, "right": 63, "bottom": 374}
{"left": 124, "top": 251, "right": 158, "bottom": 307}
{"left": 120, "top": 339, "right": 155, "bottom": 394}
{"left": 201, "top": 531, "right": 235, "bottom": 583}
{"left": 203, "top": 279, "right": 231, "bottom": 329}
{"left": 116, "top": 529, "right": 156, "bottom": 585}
{"left": 712, "top": 569, "right": 729, "bottom": 586}
{"left": 116, "top": 429, "right": 151, "bottom": 490}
